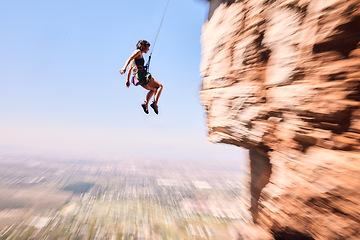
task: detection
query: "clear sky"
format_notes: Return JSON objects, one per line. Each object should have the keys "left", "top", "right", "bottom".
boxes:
{"left": 0, "top": 0, "right": 247, "bottom": 163}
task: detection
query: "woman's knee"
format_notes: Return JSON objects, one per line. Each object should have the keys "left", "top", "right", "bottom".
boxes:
{"left": 152, "top": 83, "right": 162, "bottom": 90}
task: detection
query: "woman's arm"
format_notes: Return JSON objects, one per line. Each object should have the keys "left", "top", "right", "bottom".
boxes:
{"left": 126, "top": 66, "right": 132, "bottom": 88}
{"left": 120, "top": 50, "right": 141, "bottom": 74}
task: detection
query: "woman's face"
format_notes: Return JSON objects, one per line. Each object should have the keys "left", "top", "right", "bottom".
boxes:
{"left": 143, "top": 45, "right": 150, "bottom": 53}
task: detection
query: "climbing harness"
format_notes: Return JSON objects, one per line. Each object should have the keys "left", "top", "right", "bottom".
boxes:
{"left": 144, "top": 0, "right": 170, "bottom": 73}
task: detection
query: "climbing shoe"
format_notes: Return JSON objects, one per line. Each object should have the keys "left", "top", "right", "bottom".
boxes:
{"left": 141, "top": 102, "right": 149, "bottom": 114}
{"left": 150, "top": 102, "right": 158, "bottom": 115}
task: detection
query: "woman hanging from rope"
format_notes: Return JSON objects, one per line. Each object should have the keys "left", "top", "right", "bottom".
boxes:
{"left": 119, "top": 40, "right": 163, "bottom": 114}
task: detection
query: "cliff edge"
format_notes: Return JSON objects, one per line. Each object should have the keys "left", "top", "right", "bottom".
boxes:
{"left": 200, "top": 0, "right": 360, "bottom": 239}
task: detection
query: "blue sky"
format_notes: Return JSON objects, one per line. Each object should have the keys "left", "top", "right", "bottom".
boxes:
{"left": 0, "top": 0, "right": 247, "bottom": 163}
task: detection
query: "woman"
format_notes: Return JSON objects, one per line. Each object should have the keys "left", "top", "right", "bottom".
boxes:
{"left": 120, "top": 40, "right": 163, "bottom": 114}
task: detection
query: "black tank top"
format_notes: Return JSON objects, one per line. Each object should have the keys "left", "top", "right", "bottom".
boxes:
{"left": 135, "top": 58, "right": 144, "bottom": 68}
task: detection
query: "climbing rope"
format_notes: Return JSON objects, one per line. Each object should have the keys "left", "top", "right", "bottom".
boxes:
{"left": 145, "top": 0, "right": 170, "bottom": 72}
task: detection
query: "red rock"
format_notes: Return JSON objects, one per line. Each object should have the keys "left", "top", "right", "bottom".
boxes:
{"left": 201, "top": 0, "right": 360, "bottom": 239}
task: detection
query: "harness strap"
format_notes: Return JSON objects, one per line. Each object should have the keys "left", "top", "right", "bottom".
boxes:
{"left": 136, "top": 66, "right": 147, "bottom": 71}
{"left": 145, "top": 56, "right": 151, "bottom": 72}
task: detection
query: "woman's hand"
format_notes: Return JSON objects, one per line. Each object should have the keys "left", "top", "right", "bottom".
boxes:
{"left": 126, "top": 80, "right": 130, "bottom": 88}
{"left": 119, "top": 68, "right": 126, "bottom": 74}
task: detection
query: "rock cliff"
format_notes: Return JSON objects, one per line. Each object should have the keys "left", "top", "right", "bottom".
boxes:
{"left": 200, "top": 0, "right": 360, "bottom": 239}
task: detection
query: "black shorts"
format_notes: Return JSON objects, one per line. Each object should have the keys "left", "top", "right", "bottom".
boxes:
{"left": 135, "top": 70, "right": 152, "bottom": 86}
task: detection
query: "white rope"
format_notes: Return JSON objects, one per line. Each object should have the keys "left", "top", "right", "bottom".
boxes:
{"left": 149, "top": 0, "right": 170, "bottom": 57}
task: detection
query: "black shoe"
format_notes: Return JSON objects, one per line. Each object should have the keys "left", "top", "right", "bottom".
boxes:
{"left": 141, "top": 102, "right": 149, "bottom": 114}
{"left": 150, "top": 102, "right": 158, "bottom": 114}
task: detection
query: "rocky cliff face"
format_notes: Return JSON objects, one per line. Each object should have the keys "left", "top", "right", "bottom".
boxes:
{"left": 200, "top": 0, "right": 360, "bottom": 239}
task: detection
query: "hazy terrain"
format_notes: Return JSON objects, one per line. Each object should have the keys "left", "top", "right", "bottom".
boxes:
{"left": 0, "top": 153, "right": 248, "bottom": 239}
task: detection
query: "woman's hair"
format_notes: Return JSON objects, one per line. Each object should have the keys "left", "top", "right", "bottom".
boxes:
{"left": 136, "top": 40, "right": 150, "bottom": 51}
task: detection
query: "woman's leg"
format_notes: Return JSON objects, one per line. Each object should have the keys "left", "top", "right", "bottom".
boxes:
{"left": 142, "top": 85, "right": 155, "bottom": 106}
{"left": 140, "top": 85, "right": 155, "bottom": 114}
{"left": 147, "top": 78, "right": 163, "bottom": 105}
{"left": 145, "top": 90, "right": 155, "bottom": 105}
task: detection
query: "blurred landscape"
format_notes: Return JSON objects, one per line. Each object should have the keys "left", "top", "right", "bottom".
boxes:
{"left": 0, "top": 153, "right": 249, "bottom": 239}
{"left": 2, "top": 0, "right": 359, "bottom": 238}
